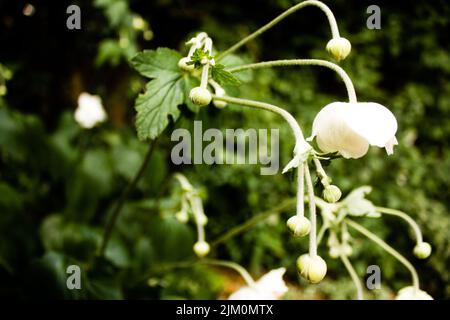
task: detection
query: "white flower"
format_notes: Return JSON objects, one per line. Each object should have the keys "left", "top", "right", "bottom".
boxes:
{"left": 74, "top": 92, "right": 107, "bottom": 129}
{"left": 308, "top": 102, "right": 398, "bottom": 159}
{"left": 228, "top": 268, "right": 288, "bottom": 300}
{"left": 395, "top": 286, "right": 433, "bottom": 300}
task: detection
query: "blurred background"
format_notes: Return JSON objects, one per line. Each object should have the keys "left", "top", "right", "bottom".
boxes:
{"left": 0, "top": 0, "right": 449, "bottom": 299}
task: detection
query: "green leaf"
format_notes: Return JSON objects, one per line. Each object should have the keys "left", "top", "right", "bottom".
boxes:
{"left": 132, "top": 48, "right": 189, "bottom": 140}
{"left": 135, "top": 74, "right": 184, "bottom": 140}
{"left": 131, "top": 48, "right": 181, "bottom": 79}
{"left": 211, "top": 64, "right": 241, "bottom": 86}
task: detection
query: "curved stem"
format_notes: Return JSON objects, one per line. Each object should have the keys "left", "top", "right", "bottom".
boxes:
{"left": 99, "top": 140, "right": 157, "bottom": 255}
{"left": 211, "top": 94, "right": 310, "bottom": 154}
{"left": 227, "top": 59, "right": 357, "bottom": 103}
{"left": 376, "top": 207, "right": 424, "bottom": 244}
{"left": 345, "top": 218, "right": 420, "bottom": 291}
{"left": 216, "top": 0, "right": 340, "bottom": 60}
{"left": 202, "top": 259, "right": 256, "bottom": 286}
{"left": 340, "top": 254, "right": 364, "bottom": 300}
{"left": 313, "top": 157, "right": 329, "bottom": 185}
{"left": 304, "top": 162, "right": 318, "bottom": 257}
{"left": 316, "top": 222, "right": 328, "bottom": 246}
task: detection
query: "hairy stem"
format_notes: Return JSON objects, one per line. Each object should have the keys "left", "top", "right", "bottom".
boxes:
{"left": 211, "top": 94, "right": 310, "bottom": 154}
{"left": 304, "top": 162, "right": 318, "bottom": 257}
{"left": 340, "top": 254, "right": 364, "bottom": 300}
{"left": 99, "top": 140, "right": 157, "bottom": 255}
{"left": 227, "top": 59, "right": 357, "bottom": 103}
{"left": 296, "top": 163, "right": 305, "bottom": 217}
{"left": 216, "top": 0, "right": 340, "bottom": 60}
{"left": 346, "top": 218, "right": 420, "bottom": 291}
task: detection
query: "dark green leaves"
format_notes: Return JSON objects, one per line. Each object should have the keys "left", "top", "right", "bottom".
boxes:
{"left": 131, "top": 48, "right": 186, "bottom": 141}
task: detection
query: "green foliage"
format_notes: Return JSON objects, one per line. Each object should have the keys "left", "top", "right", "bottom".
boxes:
{"left": 131, "top": 48, "right": 189, "bottom": 140}
{"left": 0, "top": 0, "right": 449, "bottom": 300}
{"left": 211, "top": 64, "right": 241, "bottom": 86}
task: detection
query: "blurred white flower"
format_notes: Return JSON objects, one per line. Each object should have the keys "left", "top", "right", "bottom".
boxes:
{"left": 308, "top": 102, "right": 398, "bottom": 159}
{"left": 74, "top": 92, "right": 107, "bottom": 129}
{"left": 395, "top": 286, "right": 433, "bottom": 300}
{"left": 228, "top": 268, "right": 288, "bottom": 300}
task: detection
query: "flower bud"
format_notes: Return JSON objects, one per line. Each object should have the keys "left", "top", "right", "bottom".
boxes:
{"left": 197, "top": 213, "right": 208, "bottom": 226}
{"left": 175, "top": 210, "right": 189, "bottom": 223}
{"left": 326, "top": 37, "right": 351, "bottom": 61}
{"left": 193, "top": 241, "right": 210, "bottom": 257}
{"left": 341, "top": 244, "right": 353, "bottom": 256}
{"left": 213, "top": 87, "right": 227, "bottom": 109}
{"left": 286, "top": 215, "right": 311, "bottom": 237}
{"left": 178, "top": 57, "right": 194, "bottom": 71}
{"left": 297, "top": 254, "right": 327, "bottom": 284}
{"left": 189, "top": 87, "right": 212, "bottom": 106}
{"left": 413, "top": 242, "right": 432, "bottom": 259}
{"left": 323, "top": 185, "right": 342, "bottom": 203}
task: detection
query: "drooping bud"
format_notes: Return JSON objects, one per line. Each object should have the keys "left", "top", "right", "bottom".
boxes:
{"left": 413, "top": 242, "right": 432, "bottom": 259}
{"left": 297, "top": 254, "right": 327, "bottom": 284}
{"left": 197, "top": 213, "right": 208, "bottom": 226}
{"left": 326, "top": 37, "right": 351, "bottom": 61}
{"left": 193, "top": 241, "right": 210, "bottom": 257}
{"left": 178, "top": 57, "right": 195, "bottom": 71}
{"left": 286, "top": 215, "right": 311, "bottom": 237}
{"left": 175, "top": 210, "right": 189, "bottom": 223}
{"left": 213, "top": 86, "right": 227, "bottom": 109}
{"left": 323, "top": 185, "right": 342, "bottom": 203}
{"left": 189, "top": 87, "right": 212, "bottom": 106}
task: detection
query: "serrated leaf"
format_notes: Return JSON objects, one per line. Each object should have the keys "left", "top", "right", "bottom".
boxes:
{"left": 131, "top": 48, "right": 181, "bottom": 79}
{"left": 132, "top": 47, "right": 201, "bottom": 139}
{"left": 211, "top": 64, "right": 241, "bottom": 86}
{"left": 135, "top": 74, "right": 184, "bottom": 140}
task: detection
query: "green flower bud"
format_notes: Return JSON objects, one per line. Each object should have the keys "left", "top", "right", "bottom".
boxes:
{"left": 326, "top": 37, "right": 351, "bottom": 61}
{"left": 286, "top": 215, "right": 311, "bottom": 237}
{"left": 413, "top": 242, "right": 432, "bottom": 259}
{"left": 197, "top": 213, "right": 208, "bottom": 226}
{"left": 297, "top": 254, "right": 327, "bottom": 284}
{"left": 213, "top": 87, "right": 227, "bottom": 109}
{"left": 328, "top": 246, "right": 340, "bottom": 259}
{"left": 193, "top": 241, "right": 210, "bottom": 257}
{"left": 178, "top": 57, "right": 194, "bottom": 71}
{"left": 323, "top": 185, "right": 342, "bottom": 203}
{"left": 341, "top": 244, "right": 353, "bottom": 256}
{"left": 175, "top": 210, "right": 189, "bottom": 223}
{"left": 189, "top": 87, "right": 212, "bottom": 106}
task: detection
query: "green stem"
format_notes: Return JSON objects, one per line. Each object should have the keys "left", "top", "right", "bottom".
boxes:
{"left": 211, "top": 94, "right": 309, "bottom": 154}
{"left": 304, "top": 162, "right": 318, "bottom": 257}
{"left": 316, "top": 222, "right": 328, "bottom": 246}
{"left": 216, "top": 0, "right": 340, "bottom": 60}
{"left": 345, "top": 218, "right": 420, "bottom": 291}
{"left": 201, "top": 259, "right": 256, "bottom": 286}
{"left": 227, "top": 59, "right": 357, "bottom": 103}
{"left": 340, "top": 254, "right": 364, "bottom": 300}
{"left": 99, "top": 140, "right": 157, "bottom": 255}
{"left": 376, "top": 207, "right": 424, "bottom": 244}
{"left": 210, "top": 198, "right": 297, "bottom": 248}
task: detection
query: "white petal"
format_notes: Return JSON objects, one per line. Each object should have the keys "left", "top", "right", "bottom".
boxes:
{"left": 311, "top": 102, "right": 369, "bottom": 159}
{"left": 384, "top": 136, "right": 398, "bottom": 155}
{"left": 343, "top": 102, "right": 397, "bottom": 148}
